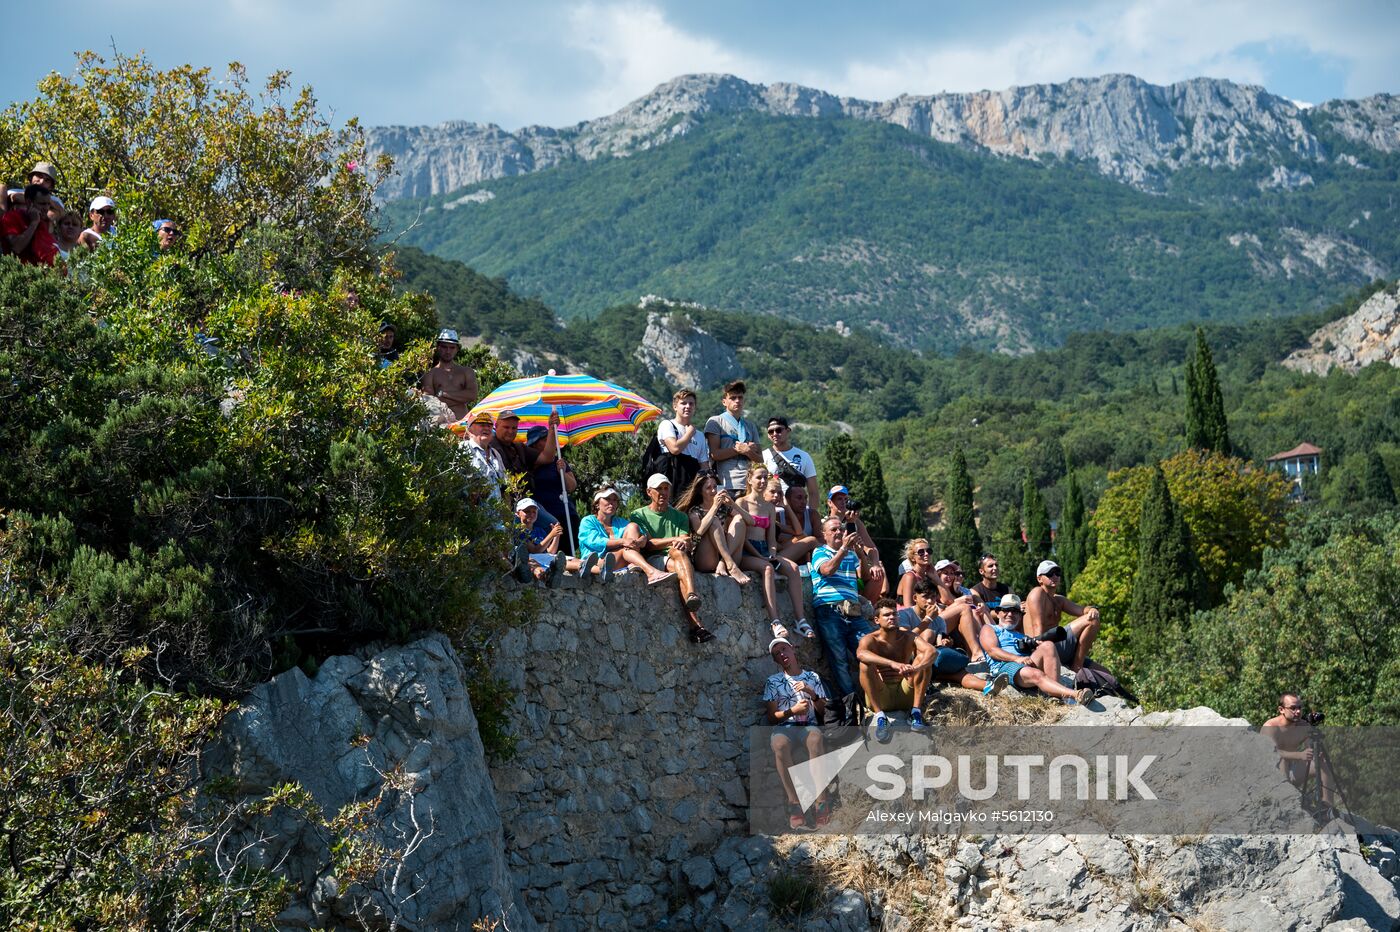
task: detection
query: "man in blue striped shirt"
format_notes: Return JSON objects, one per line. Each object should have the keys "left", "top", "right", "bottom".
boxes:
{"left": 810, "top": 515, "right": 873, "bottom": 723}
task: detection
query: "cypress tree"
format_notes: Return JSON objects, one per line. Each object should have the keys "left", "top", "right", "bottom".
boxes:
{"left": 992, "top": 502, "right": 1033, "bottom": 596}
{"left": 902, "top": 493, "right": 925, "bottom": 539}
{"left": 821, "top": 433, "right": 863, "bottom": 493}
{"left": 1185, "top": 328, "right": 1230, "bottom": 454}
{"left": 1128, "top": 466, "right": 1200, "bottom": 683}
{"left": 1363, "top": 451, "right": 1397, "bottom": 506}
{"left": 1057, "top": 471, "right": 1089, "bottom": 589}
{"left": 1022, "top": 472, "right": 1052, "bottom": 572}
{"left": 943, "top": 446, "right": 982, "bottom": 572}
{"left": 854, "top": 447, "right": 898, "bottom": 577}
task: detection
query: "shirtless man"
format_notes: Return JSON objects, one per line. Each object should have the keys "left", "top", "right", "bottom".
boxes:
{"left": 857, "top": 599, "right": 936, "bottom": 741}
{"left": 419, "top": 328, "right": 479, "bottom": 420}
{"left": 1023, "top": 560, "right": 1100, "bottom": 672}
{"left": 1263, "top": 693, "right": 1337, "bottom": 811}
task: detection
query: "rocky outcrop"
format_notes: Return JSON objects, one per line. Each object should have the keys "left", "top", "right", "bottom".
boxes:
{"left": 633, "top": 307, "right": 743, "bottom": 390}
{"left": 200, "top": 634, "right": 537, "bottom": 931}
{"left": 1284, "top": 285, "right": 1400, "bottom": 374}
{"left": 202, "top": 577, "right": 1400, "bottom": 931}
{"left": 367, "top": 74, "right": 1400, "bottom": 199}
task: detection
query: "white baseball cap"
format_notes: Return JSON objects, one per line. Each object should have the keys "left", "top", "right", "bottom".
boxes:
{"left": 1037, "top": 560, "right": 1061, "bottom": 577}
{"left": 89, "top": 195, "right": 116, "bottom": 212}
{"left": 934, "top": 559, "right": 957, "bottom": 572}
{"left": 646, "top": 473, "right": 672, "bottom": 490}
{"left": 514, "top": 497, "right": 540, "bottom": 512}
{"left": 768, "top": 637, "right": 794, "bottom": 654}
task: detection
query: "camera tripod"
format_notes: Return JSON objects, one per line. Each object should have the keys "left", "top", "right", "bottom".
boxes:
{"left": 1297, "top": 728, "right": 1354, "bottom": 826}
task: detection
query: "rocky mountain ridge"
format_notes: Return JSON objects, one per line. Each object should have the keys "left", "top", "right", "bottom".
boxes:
{"left": 367, "top": 72, "right": 1400, "bottom": 200}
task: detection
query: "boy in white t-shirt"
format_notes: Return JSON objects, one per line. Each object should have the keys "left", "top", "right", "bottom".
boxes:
{"left": 763, "top": 637, "right": 833, "bottom": 830}
{"left": 657, "top": 388, "right": 710, "bottom": 464}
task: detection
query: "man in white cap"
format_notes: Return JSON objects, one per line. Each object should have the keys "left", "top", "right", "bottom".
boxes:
{"left": 1023, "top": 560, "right": 1101, "bottom": 672}
{"left": 419, "top": 328, "right": 478, "bottom": 420}
{"left": 509, "top": 497, "right": 603, "bottom": 587}
{"left": 763, "top": 635, "right": 832, "bottom": 830}
{"left": 630, "top": 473, "right": 714, "bottom": 643}
{"left": 80, "top": 195, "right": 117, "bottom": 250}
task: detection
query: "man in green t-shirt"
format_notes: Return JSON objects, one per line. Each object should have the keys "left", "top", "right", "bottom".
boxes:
{"left": 630, "top": 474, "right": 715, "bottom": 643}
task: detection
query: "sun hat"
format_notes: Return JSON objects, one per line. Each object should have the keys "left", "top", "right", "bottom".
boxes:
{"left": 593, "top": 487, "right": 620, "bottom": 503}
{"left": 29, "top": 162, "right": 58, "bottom": 182}
{"left": 435, "top": 328, "right": 460, "bottom": 345}
{"left": 467, "top": 411, "right": 493, "bottom": 426}
{"left": 995, "top": 593, "right": 1024, "bottom": 612}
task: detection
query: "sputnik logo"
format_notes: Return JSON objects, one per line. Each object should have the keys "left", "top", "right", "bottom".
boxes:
{"left": 787, "top": 741, "right": 863, "bottom": 811}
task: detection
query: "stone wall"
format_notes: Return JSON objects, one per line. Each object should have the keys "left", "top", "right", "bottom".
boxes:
{"left": 490, "top": 570, "right": 818, "bottom": 929}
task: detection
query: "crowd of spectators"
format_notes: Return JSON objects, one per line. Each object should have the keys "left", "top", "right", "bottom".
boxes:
{"left": 1, "top": 162, "right": 180, "bottom": 271}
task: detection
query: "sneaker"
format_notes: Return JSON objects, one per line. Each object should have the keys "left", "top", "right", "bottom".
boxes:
{"left": 983, "top": 672, "right": 1010, "bottom": 698}
{"left": 872, "top": 712, "right": 892, "bottom": 744}
{"left": 511, "top": 543, "right": 533, "bottom": 583}
{"left": 1073, "top": 687, "right": 1094, "bottom": 706}
{"left": 599, "top": 552, "right": 614, "bottom": 584}
{"left": 580, "top": 552, "right": 599, "bottom": 583}
{"left": 546, "top": 555, "right": 566, "bottom": 588}
{"left": 770, "top": 620, "right": 790, "bottom": 639}
{"left": 794, "top": 619, "right": 816, "bottom": 639}
{"left": 909, "top": 707, "right": 926, "bottom": 731}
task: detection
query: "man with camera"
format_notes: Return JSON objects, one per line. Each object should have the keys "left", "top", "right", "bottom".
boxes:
{"left": 1264, "top": 693, "right": 1337, "bottom": 812}
{"left": 826, "top": 485, "right": 887, "bottom": 598}
{"left": 810, "top": 515, "right": 874, "bottom": 724}
{"left": 979, "top": 593, "right": 1093, "bottom": 705}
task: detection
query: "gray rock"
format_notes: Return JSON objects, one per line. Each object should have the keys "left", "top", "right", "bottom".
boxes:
{"left": 634, "top": 310, "right": 743, "bottom": 391}
{"left": 682, "top": 855, "right": 716, "bottom": 891}
{"left": 1285, "top": 287, "right": 1400, "bottom": 375}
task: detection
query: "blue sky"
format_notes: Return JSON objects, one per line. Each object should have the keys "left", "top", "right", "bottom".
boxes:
{"left": 4, "top": 1, "right": 1395, "bottom": 129}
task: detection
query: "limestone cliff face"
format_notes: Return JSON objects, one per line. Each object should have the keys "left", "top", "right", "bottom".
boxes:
{"left": 367, "top": 74, "right": 1400, "bottom": 199}
{"left": 1284, "top": 285, "right": 1400, "bottom": 375}
{"left": 633, "top": 308, "right": 743, "bottom": 390}
{"left": 202, "top": 578, "right": 1400, "bottom": 930}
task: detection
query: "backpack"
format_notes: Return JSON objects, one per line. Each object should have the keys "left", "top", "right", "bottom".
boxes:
{"left": 1074, "top": 660, "right": 1139, "bottom": 704}
{"left": 640, "top": 428, "right": 701, "bottom": 494}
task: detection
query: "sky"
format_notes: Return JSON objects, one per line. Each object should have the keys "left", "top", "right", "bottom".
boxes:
{"left": 4, "top": 1, "right": 1397, "bottom": 130}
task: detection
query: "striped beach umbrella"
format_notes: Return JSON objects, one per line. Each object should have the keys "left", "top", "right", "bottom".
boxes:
{"left": 453, "top": 372, "right": 662, "bottom": 445}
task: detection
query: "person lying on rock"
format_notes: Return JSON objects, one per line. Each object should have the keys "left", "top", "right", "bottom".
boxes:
{"left": 857, "top": 599, "right": 936, "bottom": 741}
{"left": 1023, "top": 560, "right": 1101, "bottom": 672}
{"left": 578, "top": 486, "right": 674, "bottom": 585}
{"left": 510, "top": 498, "right": 606, "bottom": 587}
{"left": 763, "top": 636, "right": 832, "bottom": 831}
{"left": 899, "top": 577, "right": 994, "bottom": 694}
{"left": 979, "top": 593, "right": 1093, "bottom": 706}
{"left": 629, "top": 474, "right": 715, "bottom": 643}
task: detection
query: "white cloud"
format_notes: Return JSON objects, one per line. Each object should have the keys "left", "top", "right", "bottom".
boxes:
{"left": 560, "top": 2, "right": 763, "bottom": 117}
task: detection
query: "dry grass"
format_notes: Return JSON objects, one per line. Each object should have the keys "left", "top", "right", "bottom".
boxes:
{"left": 925, "top": 687, "right": 1071, "bottom": 727}
{"left": 772, "top": 836, "right": 951, "bottom": 930}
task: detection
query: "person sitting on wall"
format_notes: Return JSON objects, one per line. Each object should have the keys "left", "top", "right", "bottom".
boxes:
{"left": 929, "top": 559, "right": 989, "bottom": 663}
{"left": 764, "top": 636, "right": 832, "bottom": 831}
{"left": 825, "top": 485, "right": 887, "bottom": 599}
{"left": 630, "top": 474, "right": 715, "bottom": 643}
{"left": 972, "top": 553, "right": 1009, "bottom": 604}
{"left": 676, "top": 470, "right": 751, "bottom": 584}
{"left": 461, "top": 411, "right": 507, "bottom": 502}
{"left": 978, "top": 593, "right": 1093, "bottom": 706}
{"left": 777, "top": 483, "right": 821, "bottom": 564}
{"left": 896, "top": 538, "right": 939, "bottom": 608}
{"left": 857, "top": 598, "right": 936, "bottom": 741}
{"left": 810, "top": 515, "right": 873, "bottom": 724}
{"left": 899, "top": 577, "right": 993, "bottom": 693}
{"left": 522, "top": 422, "right": 577, "bottom": 540}
{"left": 510, "top": 497, "right": 605, "bottom": 587}
{"left": 1023, "top": 560, "right": 1101, "bottom": 672}
{"left": 578, "top": 487, "right": 674, "bottom": 585}
{"left": 736, "top": 465, "right": 812, "bottom": 641}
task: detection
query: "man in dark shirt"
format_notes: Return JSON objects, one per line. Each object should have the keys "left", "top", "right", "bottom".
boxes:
{"left": 972, "top": 553, "right": 1009, "bottom": 605}
{"left": 491, "top": 409, "right": 559, "bottom": 478}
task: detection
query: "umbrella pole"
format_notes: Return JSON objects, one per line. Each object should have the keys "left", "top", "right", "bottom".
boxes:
{"left": 556, "top": 426, "right": 576, "bottom": 558}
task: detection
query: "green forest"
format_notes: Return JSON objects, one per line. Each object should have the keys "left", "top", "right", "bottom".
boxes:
{"left": 380, "top": 111, "right": 1399, "bottom": 352}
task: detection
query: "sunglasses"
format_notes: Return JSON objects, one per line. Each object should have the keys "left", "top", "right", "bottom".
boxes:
{"left": 96, "top": 208, "right": 116, "bottom": 216}
{"left": 767, "top": 427, "right": 787, "bottom": 434}
{"left": 914, "top": 548, "right": 930, "bottom": 556}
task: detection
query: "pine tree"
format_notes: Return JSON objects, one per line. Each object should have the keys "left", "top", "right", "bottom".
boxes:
{"left": 1363, "top": 451, "right": 1397, "bottom": 506}
{"left": 1022, "top": 472, "right": 1052, "bottom": 573}
{"left": 821, "top": 433, "right": 863, "bottom": 493}
{"left": 1057, "top": 471, "right": 1089, "bottom": 589}
{"left": 1128, "top": 466, "right": 1201, "bottom": 690}
{"left": 992, "top": 503, "right": 1033, "bottom": 596}
{"left": 1185, "top": 328, "right": 1230, "bottom": 454}
{"left": 902, "top": 493, "right": 925, "bottom": 539}
{"left": 943, "top": 447, "right": 982, "bottom": 572}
